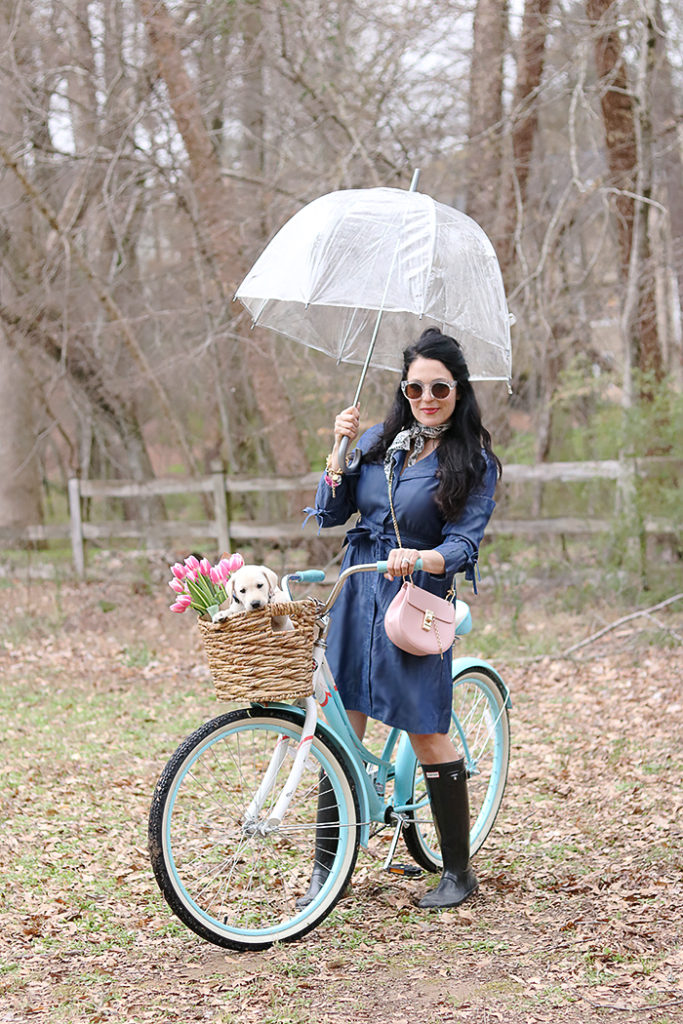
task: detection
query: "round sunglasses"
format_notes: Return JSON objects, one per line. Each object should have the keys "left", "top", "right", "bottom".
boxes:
{"left": 401, "top": 379, "right": 457, "bottom": 401}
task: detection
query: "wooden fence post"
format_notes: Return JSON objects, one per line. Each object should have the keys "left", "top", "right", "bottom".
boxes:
{"left": 615, "top": 454, "right": 637, "bottom": 519}
{"left": 211, "top": 464, "right": 230, "bottom": 556}
{"left": 68, "top": 477, "right": 85, "bottom": 577}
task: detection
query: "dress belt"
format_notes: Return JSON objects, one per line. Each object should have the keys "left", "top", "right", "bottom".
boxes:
{"left": 343, "top": 520, "right": 422, "bottom": 549}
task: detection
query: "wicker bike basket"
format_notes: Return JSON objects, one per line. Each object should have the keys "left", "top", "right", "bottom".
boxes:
{"left": 197, "top": 600, "right": 319, "bottom": 702}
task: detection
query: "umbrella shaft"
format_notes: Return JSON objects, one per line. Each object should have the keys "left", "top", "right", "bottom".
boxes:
{"left": 352, "top": 308, "right": 385, "bottom": 406}
{"left": 352, "top": 169, "right": 419, "bottom": 407}
{"left": 341, "top": 169, "right": 423, "bottom": 471}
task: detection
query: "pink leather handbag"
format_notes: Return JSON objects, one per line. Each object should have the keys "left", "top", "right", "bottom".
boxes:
{"left": 384, "top": 581, "right": 456, "bottom": 658}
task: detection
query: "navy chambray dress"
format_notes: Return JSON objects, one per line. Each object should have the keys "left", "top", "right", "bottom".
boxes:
{"left": 305, "top": 425, "right": 498, "bottom": 735}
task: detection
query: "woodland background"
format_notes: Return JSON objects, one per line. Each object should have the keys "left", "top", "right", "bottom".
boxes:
{"left": 1, "top": 5, "right": 682, "bottom": 1019}
{"left": 0, "top": 0, "right": 681, "bottom": 553}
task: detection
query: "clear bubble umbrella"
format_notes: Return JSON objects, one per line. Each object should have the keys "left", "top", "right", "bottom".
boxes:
{"left": 235, "top": 173, "right": 513, "bottom": 464}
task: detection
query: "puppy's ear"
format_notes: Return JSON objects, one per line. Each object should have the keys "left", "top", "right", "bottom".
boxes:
{"left": 260, "top": 566, "right": 280, "bottom": 596}
{"left": 223, "top": 577, "right": 235, "bottom": 603}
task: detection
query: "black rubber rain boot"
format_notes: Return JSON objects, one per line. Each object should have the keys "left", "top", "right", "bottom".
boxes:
{"left": 418, "top": 759, "right": 479, "bottom": 909}
{"left": 296, "top": 772, "right": 339, "bottom": 909}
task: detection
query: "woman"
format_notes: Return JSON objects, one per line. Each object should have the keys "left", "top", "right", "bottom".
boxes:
{"left": 301, "top": 327, "right": 501, "bottom": 910}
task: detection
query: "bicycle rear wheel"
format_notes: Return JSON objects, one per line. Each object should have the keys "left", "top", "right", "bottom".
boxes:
{"left": 403, "top": 666, "right": 511, "bottom": 871}
{"left": 149, "top": 707, "right": 360, "bottom": 950}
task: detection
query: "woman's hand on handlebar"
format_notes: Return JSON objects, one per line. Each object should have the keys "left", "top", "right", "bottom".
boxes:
{"left": 385, "top": 547, "right": 421, "bottom": 580}
{"left": 330, "top": 404, "right": 360, "bottom": 472}
{"left": 384, "top": 548, "right": 446, "bottom": 580}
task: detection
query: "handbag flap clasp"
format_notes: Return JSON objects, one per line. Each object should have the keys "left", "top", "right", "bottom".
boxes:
{"left": 422, "top": 608, "right": 434, "bottom": 631}
{"left": 405, "top": 583, "right": 455, "bottom": 625}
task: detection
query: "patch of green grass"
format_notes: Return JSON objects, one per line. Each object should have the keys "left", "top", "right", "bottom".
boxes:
{"left": 0, "top": 610, "right": 66, "bottom": 648}
{"left": 533, "top": 982, "right": 581, "bottom": 1008}
{"left": 0, "top": 962, "right": 21, "bottom": 999}
{"left": 121, "top": 641, "right": 154, "bottom": 667}
{"left": 478, "top": 976, "right": 524, "bottom": 996}
{"left": 453, "top": 937, "right": 510, "bottom": 955}
{"left": 0, "top": 542, "right": 73, "bottom": 565}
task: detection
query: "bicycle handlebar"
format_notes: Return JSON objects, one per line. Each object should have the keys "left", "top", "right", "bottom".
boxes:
{"left": 287, "top": 570, "right": 326, "bottom": 583}
{"left": 288, "top": 559, "right": 423, "bottom": 587}
{"left": 376, "top": 558, "right": 423, "bottom": 574}
{"left": 286, "top": 559, "right": 424, "bottom": 616}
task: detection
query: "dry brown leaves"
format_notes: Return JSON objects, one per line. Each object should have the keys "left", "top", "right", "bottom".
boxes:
{"left": 0, "top": 576, "right": 681, "bottom": 1024}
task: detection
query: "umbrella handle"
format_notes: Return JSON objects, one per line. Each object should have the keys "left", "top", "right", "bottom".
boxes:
{"left": 338, "top": 436, "right": 361, "bottom": 473}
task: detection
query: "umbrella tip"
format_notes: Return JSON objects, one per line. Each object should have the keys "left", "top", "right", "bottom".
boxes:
{"left": 409, "top": 169, "right": 421, "bottom": 192}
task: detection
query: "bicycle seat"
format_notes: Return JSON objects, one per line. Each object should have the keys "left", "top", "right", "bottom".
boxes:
{"left": 454, "top": 600, "right": 472, "bottom": 636}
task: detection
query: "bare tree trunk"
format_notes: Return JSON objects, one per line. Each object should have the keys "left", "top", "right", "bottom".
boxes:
{"left": 466, "top": 0, "right": 508, "bottom": 235}
{"left": 496, "top": 0, "right": 553, "bottom": 275}
{"left": 0, "top": 16, "right": 43, "bottom": 532}
{"left": 0, "top": 303, "right": 165, "bottom": 510}
{"left": 650, "top": 0, "right": 683, "bottom": 361}
{"left": 465, "top": 0, "right": 510, "bottom": 446}
{"left": 138, "top": 0, "right": 309, "bottom": 476}
{"left": 586, "top": 0, "right": 663, "bottom": 389}
{"left": 0, "top": 337, "right": 43, "bottom": 532}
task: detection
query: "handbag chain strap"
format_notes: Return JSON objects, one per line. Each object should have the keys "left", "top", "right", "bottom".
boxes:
{"left": 386, "top": 463, "right": 456, "bottom": 603}
{"left": 386, "top": 465, "right": 407, "bottom": 577}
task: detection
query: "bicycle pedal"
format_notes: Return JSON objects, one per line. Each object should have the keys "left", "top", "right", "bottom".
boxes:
{"left": 386, "top": 863, "right": 423, "bottom": 877}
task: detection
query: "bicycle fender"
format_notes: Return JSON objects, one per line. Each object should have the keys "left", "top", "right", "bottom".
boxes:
{"left": 257, "top": 702, "right": 372, "bottom": 847}
{"left": 452, "top": 657, "right": 512, "bottom": 708}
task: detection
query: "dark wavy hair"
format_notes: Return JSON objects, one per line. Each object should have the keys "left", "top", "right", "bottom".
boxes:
{"left": 364, "top": 328, "right": 502, "bottom": 521}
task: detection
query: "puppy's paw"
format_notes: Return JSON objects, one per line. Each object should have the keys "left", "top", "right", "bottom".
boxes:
{"left": 271, "top": 614, "right": 294, "bottom": 632}
{"left": 211, "top": 608, "right": 232, "bottom": 623}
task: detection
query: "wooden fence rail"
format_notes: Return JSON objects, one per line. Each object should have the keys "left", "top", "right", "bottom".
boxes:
{"left": 0, "top": 458, "right": 679, "bottom": 577}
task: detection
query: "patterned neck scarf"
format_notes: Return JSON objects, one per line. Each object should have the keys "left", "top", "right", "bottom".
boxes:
{"left": 383, "top": 422, "right": 449, "bottom": 482}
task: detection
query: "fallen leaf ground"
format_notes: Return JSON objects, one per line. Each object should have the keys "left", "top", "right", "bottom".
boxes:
{"left": 0, "top": 566, "right": 681, "bottom": 1024}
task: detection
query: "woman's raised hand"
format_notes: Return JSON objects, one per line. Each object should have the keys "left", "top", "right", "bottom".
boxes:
{"left": 329, "top": 405, "right": 360, "bottom": 472}
{"left": 333, "top": 405, "right": 360, "bottom": 444}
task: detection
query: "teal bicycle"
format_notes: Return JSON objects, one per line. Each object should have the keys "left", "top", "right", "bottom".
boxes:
{"left": 148, "top": 561, "right": 511, "bottom": 950}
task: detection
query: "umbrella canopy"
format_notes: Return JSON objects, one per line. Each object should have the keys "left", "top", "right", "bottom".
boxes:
{"left": 236, "top": 186, "right": 512, "bottom": 384}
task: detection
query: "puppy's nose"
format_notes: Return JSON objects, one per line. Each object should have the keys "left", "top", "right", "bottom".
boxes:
{"left": 250, "top": 599, "right": 264, "bottom": 609}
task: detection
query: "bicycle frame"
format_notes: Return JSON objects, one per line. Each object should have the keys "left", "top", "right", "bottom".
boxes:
{"left": 313, "top": 652, "right": 419, "bottom": 849}
{"left": 149, "top": 562, "right": 513, "bottom": 950}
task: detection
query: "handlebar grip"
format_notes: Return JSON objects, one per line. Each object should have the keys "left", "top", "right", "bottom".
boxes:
{"left": 376, "top": 558, "right": 423, "bottom": 573}
{"left": 288, "top": 570, "right": 326, "bottom": 583}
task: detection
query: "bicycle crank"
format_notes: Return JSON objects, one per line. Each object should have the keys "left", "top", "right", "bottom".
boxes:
{"left": 382, "top": 811, "right": 422, "bottom": 876}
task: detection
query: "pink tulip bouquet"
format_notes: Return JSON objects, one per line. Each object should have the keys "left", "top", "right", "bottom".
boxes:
{"left": 168, "top": 553, "right": 244, "bottom": 618}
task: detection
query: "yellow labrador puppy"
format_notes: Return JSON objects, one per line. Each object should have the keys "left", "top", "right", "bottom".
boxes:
{"left": 222, "top": 565, "right": 292, "bottom": 630}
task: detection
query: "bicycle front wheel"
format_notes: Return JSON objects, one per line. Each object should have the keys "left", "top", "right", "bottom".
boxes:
{"left": 403, "top": 666, "right": 511, "bottom": 871}
{"left": 148, "top": 707, "right": 360, "bottom": 950}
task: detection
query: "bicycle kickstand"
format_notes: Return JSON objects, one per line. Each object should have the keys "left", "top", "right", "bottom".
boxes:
{"left": 383, "top": 812, "right": 422, "bottom": 877}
